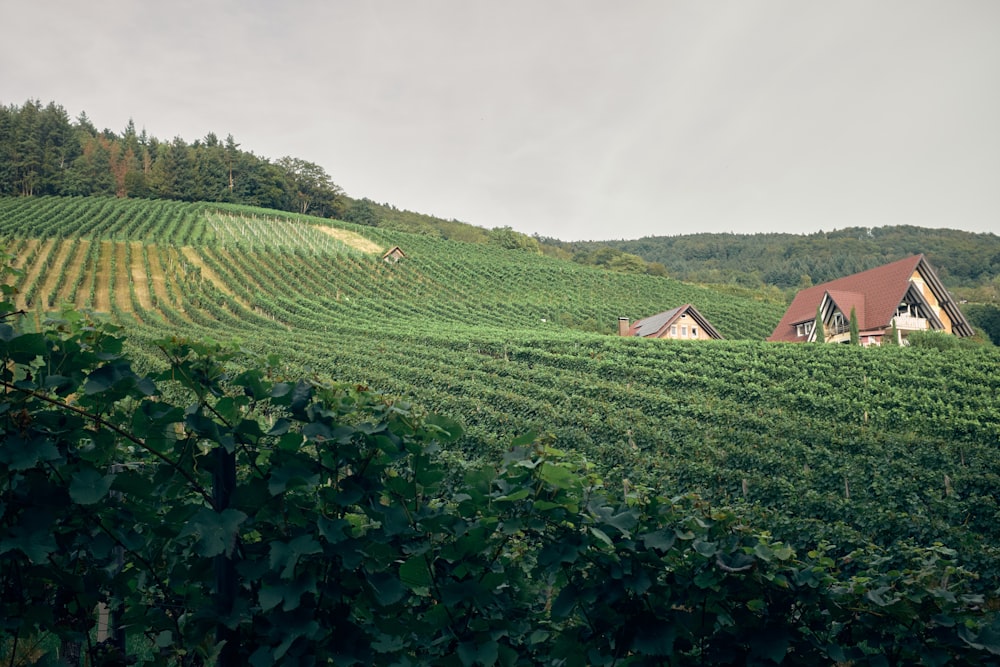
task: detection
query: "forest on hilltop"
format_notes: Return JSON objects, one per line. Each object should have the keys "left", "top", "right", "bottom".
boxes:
{"left": 0, "top": 99, "right": 345, "bottom": 218}
{"left": 559, "top": 228, "right": 1000, "bottom": 296}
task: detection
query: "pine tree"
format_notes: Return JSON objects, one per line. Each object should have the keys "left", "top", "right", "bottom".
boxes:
{"left": 814, "top": 306, "right": 825, "bottom": 343}
{"left": 849, "top": 306, "right": 860, "bottom": 345}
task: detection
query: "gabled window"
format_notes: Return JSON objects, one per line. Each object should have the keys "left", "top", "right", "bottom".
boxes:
{"left": 795, "top": 321, "right": 814, "bottom": 337}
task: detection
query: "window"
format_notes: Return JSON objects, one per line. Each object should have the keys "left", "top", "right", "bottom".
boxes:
{"left": 691, "top": 326, "right": 698, "bottom": 338}
{"left": 796, "top": 322, "right": 813, "bottom": 337}
{"left": 670, "top": 325, "right": 677, "bottom": 336}
{"left": 681, "top": 325, "right": 688, "bottom": 338}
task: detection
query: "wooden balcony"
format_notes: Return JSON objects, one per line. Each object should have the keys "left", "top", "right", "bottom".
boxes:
{"left": 893, "top": 315, "right": 927, "bottom": 331}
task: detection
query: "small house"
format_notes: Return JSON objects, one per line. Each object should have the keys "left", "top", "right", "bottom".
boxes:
{"left": 767, "top": 254, "right": 974, "bottom": 345}
{"left": 619, "top": 305, "right": 723, "bottom": 340}
{"left": 382, "top": 246, "right": 406, "bottom": 263}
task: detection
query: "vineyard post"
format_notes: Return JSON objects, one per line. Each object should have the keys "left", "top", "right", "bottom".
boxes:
{"left": 213, "top": 445, "right": 239, "bottom": 666}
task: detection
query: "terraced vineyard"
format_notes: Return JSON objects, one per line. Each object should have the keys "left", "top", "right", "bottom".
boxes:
{"left": 3, "top": 195, "right": 999, "bottom": 579}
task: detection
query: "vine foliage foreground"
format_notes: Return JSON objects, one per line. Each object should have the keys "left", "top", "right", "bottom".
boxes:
{"left": 1, "top": 274, "right": 999, "bottom": 666}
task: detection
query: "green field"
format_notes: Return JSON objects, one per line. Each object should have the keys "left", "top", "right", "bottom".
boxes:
{"left": 2, "top": 195, "right": 999, "bottom": 570}
{"left": 0, "top": 197, "right": 1000, "bottom": 664}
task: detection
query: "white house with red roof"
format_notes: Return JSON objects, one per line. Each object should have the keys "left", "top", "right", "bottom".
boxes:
{"left": 768, "top": 254, "right": 974, "bottom": 345}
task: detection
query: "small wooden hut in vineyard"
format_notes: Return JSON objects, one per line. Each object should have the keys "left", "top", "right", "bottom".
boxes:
{"left": 382, "top": 246, "right": 406, "bottom": 263}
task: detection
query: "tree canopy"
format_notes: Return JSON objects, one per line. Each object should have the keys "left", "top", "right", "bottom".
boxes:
{"left": 0, "top": 99, "right": 344, "bottom": 218}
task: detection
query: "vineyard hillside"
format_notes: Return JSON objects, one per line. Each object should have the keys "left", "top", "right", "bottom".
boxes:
{"left": 0, "top": 196, "right": 782, "bottom": 338}
{"left": 3, "top": 195, "right": 1000, "bottom": 585}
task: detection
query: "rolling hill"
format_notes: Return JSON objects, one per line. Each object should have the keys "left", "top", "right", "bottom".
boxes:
{"left": 2, "top": 195, "right": 999, "bottom": 583}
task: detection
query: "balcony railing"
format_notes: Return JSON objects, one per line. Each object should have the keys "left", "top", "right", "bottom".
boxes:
{"left": 893, "top": 315, "right": 927, "bottom": 331}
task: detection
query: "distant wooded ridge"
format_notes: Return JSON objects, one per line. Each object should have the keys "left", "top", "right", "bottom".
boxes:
{"left": 2, "top": 99, "right": 998, "bottom": 300}
{"left": 558, "top": 227, "right": 1000, "bottom": 295}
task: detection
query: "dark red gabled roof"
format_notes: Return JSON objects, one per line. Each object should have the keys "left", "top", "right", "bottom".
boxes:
{"left": 824, "top": 290, "right": 866, "bottom": 327}
{"left": 768, "top": 254, "right": 959, "bottom": 342}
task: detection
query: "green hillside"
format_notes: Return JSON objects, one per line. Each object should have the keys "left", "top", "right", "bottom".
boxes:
{"left": 3, "top": 195, "right": 999, "bottom": 582}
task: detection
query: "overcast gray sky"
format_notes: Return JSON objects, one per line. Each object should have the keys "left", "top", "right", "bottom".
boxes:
{"left": 3, "top": 1, "right": 998, "bottom": 241}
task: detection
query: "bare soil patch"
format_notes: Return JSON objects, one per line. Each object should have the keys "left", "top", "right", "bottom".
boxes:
{"left": 312, "top": 225, "right": 383, "bottom": 254}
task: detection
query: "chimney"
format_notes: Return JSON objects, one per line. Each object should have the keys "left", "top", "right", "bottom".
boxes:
{"left": 618, "top": 317, "right": 630, "bottom": 337}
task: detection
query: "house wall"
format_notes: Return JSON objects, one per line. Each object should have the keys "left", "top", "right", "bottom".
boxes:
{"left": 911, "top": 270, "right": 953, "bottom": 333}
{"left": 658, "top": 313, "right": 714, "bottom": 340}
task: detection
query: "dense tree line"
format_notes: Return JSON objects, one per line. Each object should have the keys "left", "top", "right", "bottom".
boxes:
{"left": 559, "top": 227, "right": 1000, "bottom": 294}
{"left": 0, "top": 99, "right": 344, "bottom": 218}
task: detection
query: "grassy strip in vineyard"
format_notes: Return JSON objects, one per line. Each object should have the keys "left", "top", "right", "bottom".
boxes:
{"left": 113, "top": 239, "right": 132, "bottom": 314}
{"left": 92, "top": 240, "right": 112, "bottom": 312}
{"left": 129, "top": 242, "right": 154, "bottom": 312}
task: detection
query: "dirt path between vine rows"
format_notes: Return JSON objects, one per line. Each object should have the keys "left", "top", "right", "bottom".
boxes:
{"left": 130, "top": 243, "right": 154, "bottom": 312}
{"left": 180, "top": 246, "right": 253, "bottom": 313}
{"left": 57, "top": 240, "right": 88, "bottom": 308}
{"left": 93, "top": 241, "right": 112, "bottom": 312}
{"left": 16, "top": 238, "right": 56, "bottom": 310}
{"left": 145, "top": 247, "right": 180, "bottom": 317}
{"left": 9, "top": 238, "right": 39, "bottom": 270}
{"left": 113, "top": 242, "right": 132, "bottom": 314}
{"left": 36, "top": 239, "right": 75, "bottom": 308}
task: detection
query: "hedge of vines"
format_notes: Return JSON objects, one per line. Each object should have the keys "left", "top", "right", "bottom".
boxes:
{"left": 2, "top": 270, "right": 1000, "bottom": 666}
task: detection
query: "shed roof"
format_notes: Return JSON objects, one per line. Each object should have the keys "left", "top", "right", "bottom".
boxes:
{"left": 382, "top": 246, "right": 406, "bottom": 258}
